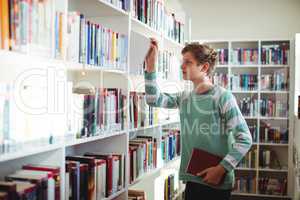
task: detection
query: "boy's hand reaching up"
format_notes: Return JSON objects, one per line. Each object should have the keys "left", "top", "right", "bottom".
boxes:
{"left": 145, "top": 38, "right": 158, "bottom": 73}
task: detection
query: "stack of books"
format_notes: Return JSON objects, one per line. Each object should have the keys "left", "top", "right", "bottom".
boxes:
{"left": 231, "top": 48, "right": 259, "bottom": 65}
{"left": 261, "top": 44, "right": 289, "bottom": 65}
{"left": 231, "top": 74, "right": 258, "bottom": 91}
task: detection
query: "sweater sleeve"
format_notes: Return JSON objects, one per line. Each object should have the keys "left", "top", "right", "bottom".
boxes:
{"left": 218, "top": 90, "right": 253, "bottom": 172}
{"left": 144, "top": 71, "right": 180, "bottom": 109}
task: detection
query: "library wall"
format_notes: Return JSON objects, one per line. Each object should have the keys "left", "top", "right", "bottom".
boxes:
{"left": 181, "top": 0, "right": 300, "bottom": 40}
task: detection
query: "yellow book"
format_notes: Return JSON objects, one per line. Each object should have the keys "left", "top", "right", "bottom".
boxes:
{"left": 59, "top": 12, "right": 64, "bottom": 58}
{"left": 0, "top": 0, "right": 9, "bottom": 50}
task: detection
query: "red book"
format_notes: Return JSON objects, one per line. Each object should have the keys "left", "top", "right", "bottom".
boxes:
{"left": 186, "top": 148, "right": 223, "bottom": 180}
{"left": 84, "top": 153, "right": 113, "bottom": 197}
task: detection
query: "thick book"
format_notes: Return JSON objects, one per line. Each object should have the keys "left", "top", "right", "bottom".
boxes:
{"left": 186, "top": 148, "right": 223, "bottom": 179}
{"left": 0, "top": 191, "right": 8, "bottom": 200}
{"left": 66, "top": 156, "right": 97, "bottom": 200}
{"left": 22, "top": 164, "right": 60, "bottom": 200}
{"left": 66, "top": 160, "right": 80, "bottom": 200}
{"left": 5, "top": 170, "right": 53, "bottom": 200}
{"left": 0, "top": 181, "right": 17, "bottom": 200}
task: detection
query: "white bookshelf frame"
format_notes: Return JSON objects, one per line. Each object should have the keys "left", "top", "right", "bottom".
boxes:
{"left": 0, "top": 0, "right": 185, "bottom": 199}
{"left": 198, "top": 39, "right": 295, "bottom": 199}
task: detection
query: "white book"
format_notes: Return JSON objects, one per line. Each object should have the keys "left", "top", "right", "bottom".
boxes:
{"left": 65, "top": 170, "right": 70, "bottom": 200}
{"left": 112, "top": 157, "right": 119, "bottom": 193}
{"left": 96, "top": 160, "right": 106, "bottom": 199}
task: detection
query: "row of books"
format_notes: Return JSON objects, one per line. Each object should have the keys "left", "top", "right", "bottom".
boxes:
{"left": 212, "top": 73, "right": 228, "bottom": 88}
{"left": 102, "top": 0, "right": 130, "bottom": 11}
{"left": 234, "top": 176, "right": 288, "bottom": 196}
{"left": 65, "top": 153, "right": 125, "bottom": 199}
{"left": 231, "top": 48, "right": 259, "bottom": 65}
{"left": 161, "top": 129, "right": 180, "bottom": 163}
{"left": 0, "top": 0, "right": 53, "bottom": 55}
{"left": 260, "top": 125, "right": 288, "bottom": 144}
{"left": 157, "top": 50, "right": 175, "bottom": 80}
{"left": 237, "top": 149, "right": 257, "bottom": 169}
{"left": 72, "top": 87, "right": 127, "bottom": 139}
{"left": 128, "top": 190, "right": 146, "bottom": 200}
{"left": 260, "top": 98, "right": 288, "bottom": 118}
{"left": 249, "top": 124, "right": 258, "bottom": 143}
{"left": 234, "top": 176, "right": 256, "bottom": 194}
{"left": 164, "top": 174, "right": 175, "bottom": 200}
{"left": 258, "top": 177, "right": 287, "bottom": 196}
{"left": 129, "top": 92, "right": 159, "bottom": 129}
{"left": 261, "top": 72, "right": 288, "bottom": 91}
{"left": 129, "top": 129, "right": 180, "bottom": 184}
{"left": 129, "top": 135, "right": 158, "bottom": 183}
{"left": 132, "top": 0, "right": 184, "bottom": 44}
{"left": 230, "top": 74, "right": 258, "bottom": 91}
{"left": 0, "top": 164, "right": 60, "bottom": 200}
{"left": 216, "top": 48, "right": 229, "bottom": 65}
{"left": 67, "top": 12, "right": 128, "bottom": 69}
{"left": 238, "top": 98, "right": 258, "bottom": 117}
{"left": 261, "top": 44, "right": 289, "bottom": 65}
{"left": 259, "top": 149, "right": 282, "bottom": 169}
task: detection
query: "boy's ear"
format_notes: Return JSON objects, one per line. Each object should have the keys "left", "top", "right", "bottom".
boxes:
{"left": 200, "top": 62, "right": 210, "bottom": 74}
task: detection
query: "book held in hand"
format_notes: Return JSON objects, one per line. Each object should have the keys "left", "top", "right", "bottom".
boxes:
{"left": 186, "top": 148, "right": 224, "bottom": 184}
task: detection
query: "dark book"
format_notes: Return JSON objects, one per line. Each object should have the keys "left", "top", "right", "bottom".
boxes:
{"left": 84, "top": 153, "right": 114, "bottom": 197}
{"left": 0, "top": 192, "right": 8, "bottom": 200}
{"left": 186, "top": 148, "right": 224, "bottom": 183}
{"left": 66, "top": 161, "right": 80, "bottom": 200}
{"left": 5, "top": 170, "right": 51, "bottom": 200}
{"left": 0, "top": 181, "right": 17, "bottom": 200}
{"left": 14, "top": 181, "right": 37, "bottom": 200}
{"left": 66, "top": 156, "right": 97, "bottom": 200}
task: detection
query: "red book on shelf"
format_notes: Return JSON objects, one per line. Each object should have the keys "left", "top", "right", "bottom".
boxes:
{"left": 186, "top": 148, "right": 223, "bottom": 177}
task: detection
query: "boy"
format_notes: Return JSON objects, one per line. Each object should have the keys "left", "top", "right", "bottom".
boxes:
{"left": 144, "top": 39, "right": 252, "bottom": 200}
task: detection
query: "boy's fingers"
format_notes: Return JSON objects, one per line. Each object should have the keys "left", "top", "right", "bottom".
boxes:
{"left": 197, "top": 168, "right": 208, "bottom": 177}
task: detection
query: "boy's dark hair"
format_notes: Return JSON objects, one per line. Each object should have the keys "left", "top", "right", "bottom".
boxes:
{"left": 181, "top": 42, "right": 218, "bottom": 75}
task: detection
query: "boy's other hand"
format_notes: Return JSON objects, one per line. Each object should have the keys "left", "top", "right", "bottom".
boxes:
{"left": 197, "top": 165, "right": 226, "bottom": 186}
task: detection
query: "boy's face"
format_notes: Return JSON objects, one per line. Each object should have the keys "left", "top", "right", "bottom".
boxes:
{"left": 181, "top": 52, "right": 207, "bottom": 81}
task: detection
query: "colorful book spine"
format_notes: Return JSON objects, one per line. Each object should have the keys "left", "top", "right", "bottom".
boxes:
{"left": 230, "top": 74, "right": 258, "bottom": 91}
{"left": 212, "top": 73, "right": 228, "bottom": 88}
{"left": 0, "top": 0, "right": 53, "bottom": 54}
{"left": 216, "top": 48, "right": 228, "bottom": 65}
{"left": 164, "top": 174, "right": 175, "bottom": 200}
{"left": 237, "top": 149, "right": 257, "bottom": 168}
{"left": 259, "top": 98, "right": 288, "bottom": 117}
{"left": 231, "top": 48, "right": 258, "bottom": 65}
{"left": 129, "top": 92, "right": 159, "bottom": 129}
{"left": 67, "top": 12, "right": 128, "bottom": 69}
{"left": 261, "top": 44, "right": 289, "bottom": 65}
{"left": 259, "top": 124, "right": 288, "bottom": 144}
{"left": 248, "top": 124, "right": 258, "bottom": 143}
{"left": 258, "top": 177, "right": 287, "bottom": 196}
{"left": 234, "top": 176, "right": 256, "bottom": 194}
{"left": 132, "top": 0, "right": 184, "bottom": 44}
{"left": 157, "top": 50, "right": 175, "bottom": 80}
{"left": 102, "top": 0, "right": 129, "bottom": 11}
{"left": 261, "top": 71, "right": 288, "bottom": 91}
{"left": 238, "top": 97, "right": 258, "bottom": 117}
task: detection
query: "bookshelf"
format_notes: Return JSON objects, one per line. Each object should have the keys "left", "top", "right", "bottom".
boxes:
{"left": 200, "top": 40, "right": 294, "bottom": 199}
{"left": 0, "top": 0, "right": 185, "bottom": 199}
